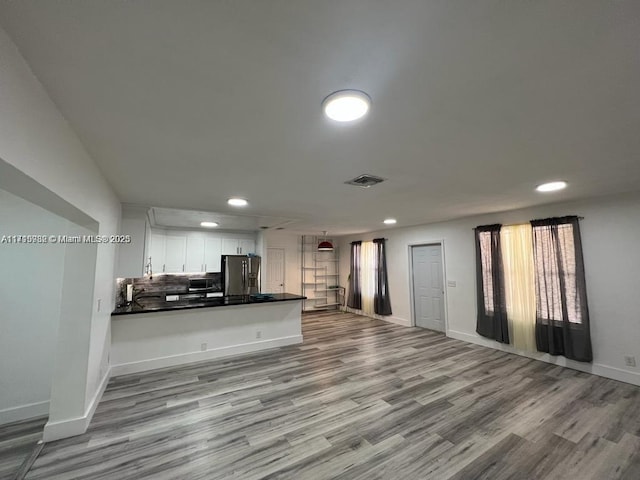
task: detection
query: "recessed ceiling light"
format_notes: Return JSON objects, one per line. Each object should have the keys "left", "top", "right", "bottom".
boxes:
{"left": 536, "top": 181, "right": 567, "bottom": 192}
{"left": 200, "top": 221, "right": 218, "bottom": 228}
{"left": 228, "top": 198, "right": 248, "bottom": 207}
{"left": 323, "top": 90, "right": 371, "bottom": 122}
{"left": 383, "top": 218, "right": 397, "bottom": 225}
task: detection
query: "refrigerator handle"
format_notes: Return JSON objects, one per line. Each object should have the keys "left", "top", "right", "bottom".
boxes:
{"left": 242, "top": 260, "right": 247, "bottom": 293}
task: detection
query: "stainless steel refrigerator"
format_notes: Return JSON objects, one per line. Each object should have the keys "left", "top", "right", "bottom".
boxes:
{"left": 222, "top": 255, "right": 261, "bottom": 295}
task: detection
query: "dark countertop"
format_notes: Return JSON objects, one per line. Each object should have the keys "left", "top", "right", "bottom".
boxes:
{"left": 112, "top": 293, "right": 306, "bottom": 316}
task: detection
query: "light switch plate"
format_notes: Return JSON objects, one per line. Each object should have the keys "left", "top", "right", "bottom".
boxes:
{"left": 447, "top": 281, "right": 457, "bottom": 287}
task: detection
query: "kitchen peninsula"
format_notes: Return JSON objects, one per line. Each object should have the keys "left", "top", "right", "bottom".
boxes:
{"left": 111, "top": 293, "right": 305, "bottom": 375}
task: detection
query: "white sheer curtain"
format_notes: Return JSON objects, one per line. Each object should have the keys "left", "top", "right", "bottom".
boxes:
{"left": 500, "top": 224, "right": 537, "bottom": 351}
{"left": 361, "top": 241, "right": 375, "bottom": 315}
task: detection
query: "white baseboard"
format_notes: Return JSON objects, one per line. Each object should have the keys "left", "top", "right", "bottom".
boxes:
{"left": 447, "top": 329, "right": 640, "bottom": 387}
{"left": 42, "top": 414, "right": 86, "bottom": 442}
{"left": 85, "top": 366, "right": 111, "bottom": 426}
{"left": 381, "top": 315, "right": 412, "bottom": 327}
{"left": 0, "top": 400, "right": 49, "bottom": 425}
{"left": 43, "top": 366, "right": 111, "bottom": 442}
{"left": 111, "top": 335, "right": 303, "bottom": 377}
{"left": 343, "top": 308, "right": 412, "bottom": 327}
{"left": 590, "top": 363, "right": 640, "bottom": 386}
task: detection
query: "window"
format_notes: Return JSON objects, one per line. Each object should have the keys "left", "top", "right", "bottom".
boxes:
{"left": 500, "top": 224, "right": 537, "bottom": 352}
{"left": 475, "top": 224, "right": 509, "bottom": 344}
{"left": 478, "top": 231, "right": 495, "bottom": 314}
{"left": 361, "top": 241, "right": 376, "bottom": 315}
{"left": 476, "top": 217, "right": 591, "bottom": 361}
{"left": 530, "top": 216, "right": 592, "bottom": 362}
{"left": 532, "top": 222, "right": 581, "bottom": 324}
{"left": 346, "top": 239, "right": 392, "bottom": 316}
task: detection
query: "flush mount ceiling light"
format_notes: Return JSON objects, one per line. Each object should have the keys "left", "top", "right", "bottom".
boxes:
{"left": 383, "top": 218, "right": 397, "bottom": 225}
{"left": 323, "top": 89, "right": 371, "bottom": 122}
{"left": 318, "top": 231, "right": 334, "bottom": 251}
{"left": 228, "top": 198, "right": 248, "bottom": 207}
{"left": 200, "top": 221, "right": 218, "bottom": 228}
{"left": 536, "top": 181, "right": 567, "bottom": 193}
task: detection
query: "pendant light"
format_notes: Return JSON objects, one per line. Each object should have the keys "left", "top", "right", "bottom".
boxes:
{"left": 317, "top": 231, "right": 334, "bottom": 251}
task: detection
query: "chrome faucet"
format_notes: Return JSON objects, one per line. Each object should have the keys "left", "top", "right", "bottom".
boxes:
{"left": 144, "top": 257, "right": 153, "bottom": 278}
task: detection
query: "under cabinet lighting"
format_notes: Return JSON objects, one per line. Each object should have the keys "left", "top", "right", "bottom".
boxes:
{"left": 200, "top": 222, "right": 218, "bottom": 227}
{"left": 383, "top": 218, "right": 397, "bottom": 225}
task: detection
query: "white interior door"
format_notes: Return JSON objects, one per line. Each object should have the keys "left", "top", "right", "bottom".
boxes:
{"left": 412, "top": 244, "right": 445, "bottom": 332}
{"left": 266, "top": 248, "right": 285, "bottom": 293}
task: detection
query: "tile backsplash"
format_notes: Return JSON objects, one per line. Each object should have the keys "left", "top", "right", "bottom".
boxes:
{"left": 116, "top": 272, "right": 222, "bottom": 306}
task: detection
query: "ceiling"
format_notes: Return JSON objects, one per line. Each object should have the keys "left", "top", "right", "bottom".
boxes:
{"left": 149, "top": 206, "right": 295, "bottom": 232}
{"left": 1, "top": 1, "right": 639, "bottom": 234}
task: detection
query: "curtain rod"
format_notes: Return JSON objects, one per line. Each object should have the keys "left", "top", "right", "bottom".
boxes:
{"left": 471, "top": 216, "right": 584, "bottom": 230}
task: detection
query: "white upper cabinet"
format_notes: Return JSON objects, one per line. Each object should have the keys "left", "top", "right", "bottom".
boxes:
{"left": 164, "top": 234, "right": 187, "bottom": 273}
{"left": 222, "top": 238, "right": 240, "bottom": 255}
{"left": 145, "top": 230, "right": 256, "bottom": 275}
{"left": 239, "top": 239, "right": 256, "bottom": 255}
{"left": 222, "top": 238, "right": 256, "bottom": 255}
{"left": 185, "top": 235, "right": 205, "bottom": 272}
{"left": 149, "top": 233, "right": 166, "bottom": 273}
{"left": 203, "top": 237, "right": 222, "bottom": 272}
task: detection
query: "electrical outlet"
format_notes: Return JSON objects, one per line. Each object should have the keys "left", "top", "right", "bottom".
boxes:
{"left": 200, "top": 343, "right": 207, "bottom": 352}
{"left": 256, "top": 330, "right": 261, "bottom": 339}
{"left": 447, "top": 280, "right": 457, "bottom": 287}
{"left": 624, "top": 356, "right": 636, "bottom": 367}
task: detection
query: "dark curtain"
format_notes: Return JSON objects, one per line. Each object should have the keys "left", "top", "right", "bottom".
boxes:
{"left": 531, "top": 216, "right": 592, "bottom": 362}
{"left": 373, "top": 238, "right": 392, "bottom": 315}
{"left": 346, "top": 241, "right": 362, "bottom": 309}
{"left": 475, "top": 224, "right": 509, "bottom": 343}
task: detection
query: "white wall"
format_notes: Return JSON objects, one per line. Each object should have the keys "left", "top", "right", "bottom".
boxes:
{"left": 339, "top": 191, "right": 640, "bottom": 386}
{"left": 264, "top": 231, "right": 302, "bottom": 295}
{"left": 111, "top": 301, "right": 303, "bottom": 375}
{"left": 0, "top": 190, "right": 67, "bottom": 424}
{"left": 0, "top": 26, "right": 120, "bottom": 437}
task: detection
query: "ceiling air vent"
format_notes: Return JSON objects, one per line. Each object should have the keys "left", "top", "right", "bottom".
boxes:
{"left": 344, "top": 174, "right": 386, "bottom": 188}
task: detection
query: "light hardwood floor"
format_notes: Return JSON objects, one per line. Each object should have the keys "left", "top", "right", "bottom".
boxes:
{"left": 19, "top": 311, "right": 640, "bottom": 479}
